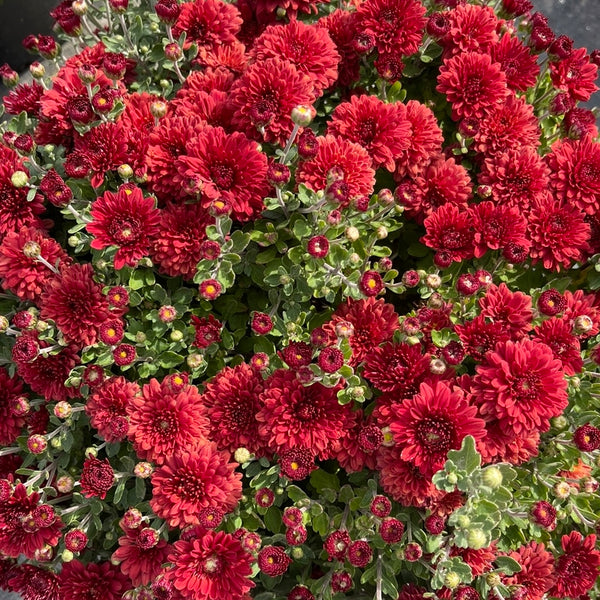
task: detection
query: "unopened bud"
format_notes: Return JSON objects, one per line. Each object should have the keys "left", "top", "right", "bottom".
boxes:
{"left": 425, "top": 274, "right": 442, "bottom": 289}
{"left": 61, "top": 549, "right": 75, "bottom": 562}
{"left": 466, "top": 528, "right": 487, "bottom": 550}
{"left": 444, "top": 572, "right": 461, "bottom": 590}
{"left": 134, "top": 462, "right": 154, "bottom": 478}
{"left": 71, "top": 0, "right": 88, "bottom": 15}
{"left": 54, "top": 401, "right": 72, "bottom": 419}
{"left": 482, "top": 467, "right": 503, "bottom": 489}
{"left": 11, "top": 171, "right": 29, "bottom": 188}
{"left": 291, "top": 105, "right": 315, "bottom": 127}
{"left": 117, "top": 164, "right": 133, "bottom": 180}
{"left": 187, "top": 353, "right": 205, "bottom": 369}
{"left": 486, "top": 573, "right": 501, "bottom": 587}
{"left": 573, "top": 315, "right": 593, "bottom": 335}
{"left": 29, "top": 61, "right": 45, "bottom": 78}
{"left": 345, "top": 226, "right": 360, "bottom": 242}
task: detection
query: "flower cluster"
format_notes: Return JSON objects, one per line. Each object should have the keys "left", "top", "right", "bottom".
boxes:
{"left": 1, "top": 0, "right": 600, "bottom": 599}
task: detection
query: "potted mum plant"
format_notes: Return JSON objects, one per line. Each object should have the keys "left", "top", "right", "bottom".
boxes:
{"left": 1, "top": 0, "right": 600, "bottom": 599}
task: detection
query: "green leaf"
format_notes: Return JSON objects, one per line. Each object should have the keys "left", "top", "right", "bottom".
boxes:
{"left": 286, "top": 485, "right": 308, "bottom": 503}
{"left": 309, "top": 469, "right": 340, "bottom": 493}
{"left": 135, "top": 476, "right": 146, "bottom": 501}
{"left": 264, "top": 506, "right": 282, "bottom": 533}
{"left": 494, "top": 556, "right": 522, "bottom": 575}
{"left": 158, "top": 351, "right": 184, "bottom": 368}
{"left": 446, "top": 436, "right": 481, "bottom": 476}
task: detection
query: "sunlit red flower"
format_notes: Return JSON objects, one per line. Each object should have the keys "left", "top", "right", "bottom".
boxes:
{"left": 80, "top": 456, "right": 114, "bottom": 500}
{"left": 441, "top": 3, "right": 499, "bottom": 57}
{"left": 3, "top": 81, "right": 44, "bottom": 116}
{"left": 191, "top": 314, "right": 222, "bottom": 348}
{"left": 332, "top": 410, "right": 378, "bottom": 473}
{"left": 202, "top": 363, "right": 267, "bottom": 456}
{"left": 328, "top": 95, "right": 410, "bottom": 171}
{"left": 150, "top": 442, "right": 242, "bottom": 528}
{"left": 0, "top": 368, "right": 26, "bottom": 446}
{"left": 295, "top": 135, "right": 375, "bottom": 202}
{"left": 251, "top": 20, "right": 339, "bottom": 95}
{"left": 87, "top": 185, "right": 160, "bottom": 270}
{"left": 58, "top": 560, "right": 130, "bottom": 600}
{"left": 176, "top": 125, "right": 270, "bottom": 222}
{"left": 5, "top": 565, "right": 60, "bottom": 600}
{"left": 128, "top": 377, "right": 210, "bottom": 465}
{"left": 549, "top": 532, "right": 600, "bottom": 598}
{"left": 421, "top": 203, "right": 475, "bottom": 264}
{"left": 479, "top": 283, "right": 533, "bottom": 340}
{"left": 450, "top": 543, "right": 497, "bottom": 577}
{"left": 473, "top": 338, "right": 568, "bottom": 436}
{"left": 389, "top": 381, "right": 486, "bottom": 477}
{"left": 257, "top": 369, "right": 350, "bottom": 457}
{"left": 491, "top": 33, "right": 540, "bottom": 91}
{"left": 165, "top": 530, "right": 254, "bottom": 599}
{"left": 230, "top": 58, "right": 316, "bottom": 146}
{"left": 86, "top": 376, "right": 139, "bottom": 443}
{"left": 454, "top": 315, "right": 510, "bottom": 362}
{"left": 549, "top": 47, "right": 599, "bottom": 102}
{"left": 502, "top": 542, "right": 555, "bottom": 600}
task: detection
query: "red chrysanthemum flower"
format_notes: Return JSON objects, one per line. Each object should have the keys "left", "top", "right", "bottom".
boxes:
{"left": 0, "top": 227, "right": 69, "bottom": 302}
{"left": 150, "top": 202, "right": 214, "bottom": 280}
{"left": 562, "top": 289, "right": 600, "bottom": 339}
{"left": 16, "top": 334, "right": 80, "bottom": 402}
{"left": 450, "top": 543, "right": 497, "bottom": 577}
{"left": 251, "top": 20, "right": 339, "bottom": 96}
{"left": 58, "top": 560, "right": 130, "bottom": 600}
{"left": 326, "top": 297, "right": 400, "bottom": 366}
{"left": 454, "top": 315, "right": 510, "bottom": 362}
{"left": 327, "top": 95, "right": 411, "bottom": 171}
{"left": 399, "top": 154, "right": 473, "bottom": 224}
{"left": 145, "top": 113, "right": 207, "bottom": 203}
{"left": 440, "top": 3, "right": 499, "bottom": 57}
{"left": 479, "top": 283, "right": 533, "bottom": 340}
{"left": 546, "top": 135, "right": 600, "bottom": 216}
{"left": 79, "top": 456, "right": 114, "bottom": 500}
{"left": 86, "top": 376, "right": 139, "bottom": 443}
{"left": 472, "top": 93, "right": 540, "bottom": 156}
{"left": 356, "top": 0, "right": 426, "bottom": 58}
{"left": 549, "top": 532, "right": 600, "bottom": 598}
{"left": 527, "top": 196, "right": 591, "bottom": 271}
{"left": 0, "top": 484, "right": 63, "bottom": 559}
{"left": 112, "top": 528, "right": 172, "bottom": 587}
{"left": 176, "top": 126, "right": 270, "bottom": 222}
{"left": 191, "top": 314, "right": 222, "bottom": 348}
{"left": 295, "top": 135, "right": 375, "bottom": 203}
{"left": 421, "top": 203, "right": 475, "bottom": 264}
{"left": 3, "top": 81, "right": 44, "bottom": 116}
{"left": 40, "top": 263, "right": 111, "bottom": 347}
{"left": 490, "top": 33, "right": 540, "bottom": 91}
{"left": 502, "top": 541, "right": 555, "bottom": 600}
{"left": 150, "top": 442, "right": 242, "bottom": 528}
{"left": 87, "top": 185, "right": 160, "bottom": 270}
{"left": 473, "top": 338, "right": 568, "bottom": 436}
{"left": 165, "top": 530, "right": 255, "bottom": 599}
{"left": 437, "top": 51, "right": 508, "bottom": 120}
{"left": 229, "top": 58, "right": 316, "bottom": 146}
{"left": 389, "top": 381, "right": 486, "bottom": 477}
{"left": 397, "top": 584, "right": 428, "bottom": 600}
{"left": 470, "top": 201, "right": 529, "bottom": 259}
{"left": 201, "top": 363, "right": 267, "bottom": 456}
{"left": 0, "top": 368, "right": 26, "bottom": 446}
{"left": 128, "top": 378, "right": 210, "bottom": 465}
{"left": 549, "top": 47, "right": 599, "bottom": 102}
{"left": 478, "top": 145, "right": 549, "bottom": 210}
{"left": 256, "top": 369, "right": 350, "bottom": 458}
{"left": 172, "top": 0, "right": 242, "bottom": 51}
{"left": 5, "top": 565, "right": 60, "bottom": 600}
{"left": 332, "top": 410, "right": 378, "bottom": 474}
{"left": 376, "top": 445, "right": 445, "bottom": 508}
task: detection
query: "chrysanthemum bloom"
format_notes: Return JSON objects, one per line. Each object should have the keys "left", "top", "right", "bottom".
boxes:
{"left": 176, "top": 126, "right": 270, "bottom": 222}
{"left": 251, "top": 20, "right": 339, "bottom": 96}
{"left": 128, "top": 378, "right": 209, "bottom": 465}
{"left": 421, "top": 203, "right": 475, "bottom": 264}
{"left": 279, "top": 447, "right": 316, "bottom": 480}
{"left": 112, "top": 528, "right": 172, "bottom": 587}
{"left": 549, "top": 532, "right": 600, "bottom": 598}
{"left": 450, "top": 544, "right": 497, "bottom": 577}
{"left": 440, "top": 3, "right": 499, "bottom": 57}
{"left": 562, "top": 289, "right": 600, "bottom": 339}
{"left": 87, "top": 185, "right": 160, "bottom": 270}
{"left": 0, "top": 227, "right": 69, "bottom": 302}
{"left": 5, "top": 565, "right": 60, "bottom": 600}
{"left": 150, "top": 202, "right": 214, "bottom": 280}
{"left": 0, "top": 484, "right": 63, "bottom": 559}
{"left": 502, "top": 542, "right": 555, "bottom": 600}
{"left": 79, "top": 456, "right": 114, "bottom": 500}
{"left": 256, "top": 369, "right": 350, "bottom": 457}
{"left": 437, "top": 52, "right": 509, "bottom": 121}
{"left": 473, "top": 338, "right": 568, "bottom": 436}
{"left": 295, "top": 135, "right": 375, "bottom": 202}
{"left": 327, "top": 95, "right": 410, "bottom": 171}
{"left": 355, "top": 0, "right": 426, "bottom": 58}
{"left": 331, "top": 410, "right": 378, "bottom": 473}
{"left": 191, "top": 314, "right": 222, "bottom": 349}
{"left": 40, "top": 263, "right": 111, "bottom": 347}
{"left": 16, "top": 335, "right": 80, "bottom": 402}
{"left": 479, "top": 283, "right": 533, "bottom": 340}
{"left": 389, "top": 381, "right": 486, "bottom": 477}
{"left": 172, "top": 0, "right": 242, "bottom": 52}
{"left": 549, "top": 47, "right": 599, "bottom": 102}
{"left": 258, "top": 545, "right": 292, "bottom": 576}
{"left": 478, "top": 145, "right": 549, "bottom": 210}
{"left": 58, "top": 560, "right": 130, "bottom": 600}
{"left": 326, "top": 297, "right": 400, "bottom": 366}
{"left": 399, "top": 154, "right": 473, "bottom": 223}
{"left": 573, "top": 423, "right": 600, "bottom": 452}
{"left": 546, "top": 135, "right": 600, "bottom": 216}
{"left": 86, "top": 376, "right": 139, "bottom": 443}
{"left": 0, "top": 368, "right": 26, "bottom": 446}
{"left": 3, "top": 81, "right": 44, "bottom": 116}
{"left": 490, "top": 33, "right": 540, "bottom": 91}
{"left": 165, "top": 530, "right": 254, "bottom": 599}
{"left": 470, "top": 201, "right": 529, "bottom": 259}
{"left": 377, "top": 445, "right": 445, "bottom": 508}
{"left": 201, "top": 363, "right": 267, "bottom": 456}
{"left": 324, "top": 530, "right": 351, "bottom": 561}
{"left": 532, "top": 318, "right": 582, "bottom": 376}
{"left": 150, "top": 443, "right": 242, "bottom": 528}
{"left": 472, "top": 94, "right": 540, "bottom": 156}
{"left": 229, "top": 58, "right": 316, "bottom": 146}
{"left": 145, "top": 114, "right": 208, "bottom": 203}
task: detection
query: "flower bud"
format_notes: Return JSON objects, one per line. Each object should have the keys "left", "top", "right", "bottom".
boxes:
{"left": 61, "top": 549, "right": 75, "bottom": 562}
{"left": 11, "top": 171, "right": 29, "bottom": 188}
{"left": 234, "top": 448, "right": 253, "bottom": 464}
{"left": 345, "top": 226, "right": 360, "bottom": 242}
{"left": 29, "top": 61, "right": 45, "bottom": 78}
{"left": 482, "top": 466, "right": 503, "bottom": 489}
{"left": 425, "top": 274, "right": 442, "bottom": 289}
{"left": 291, "top": 105, "right": 315, "bottom": 127}
{"left": 72, "top": 0, "right": 88, "bottom": 16}
{"left": 573, "top": 315, "right": 593, "bottom": 335}
{"left": 486, "top": 573, "right": 501, "bottom": 587}
{"left": 187, "top": 353, "right": 205, "bottom": 369}
{"left": 117, "top": 164, "right": 133, "bottom": 180}
{"left": 54, "top": 401, "right": 72, "bottom": 419}
{"left": 56, "top": 475, "right": 74, "bottom": 493}
{"left": 27, "top": 434, "right": 47, "bottom": 454}
{"left": 165, "top": 42, "right": 183, "bottom": 61}
{"left": 444, "top": 572, "right": 461, "bottom": 590}
{"left": 134, "top": 462, "right": 154, "bottom": 478}
{"left": 466, "top": 528, "right": 487, "bottom": 550}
